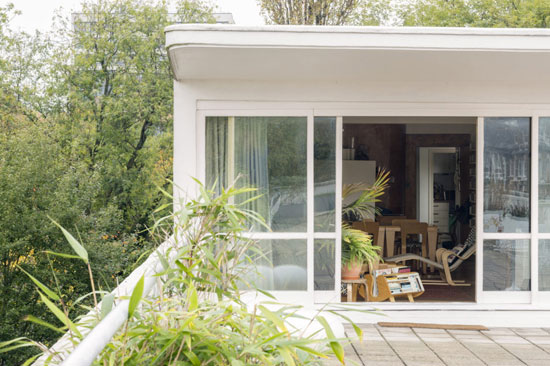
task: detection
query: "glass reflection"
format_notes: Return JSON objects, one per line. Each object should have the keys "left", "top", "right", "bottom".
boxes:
{"left": 253, "top": 239, "right": 307, "bottom": 291}
{"left": 483, "top": 239, "right": 530, "bottom": 291}
{"left": 540, "top": 118, "right": 550, "bottom": 232}
{"left": 539, "top": 240, "right": 550, "bottom": 291}
{"left": 314, "top": 239, "right": 335, "bottom": 291}
{"left": 206, "top": 116, "right": 307, "bottom": 232}
{"left": 483, "top": 117, "right": 530, "bottom": 233}
{"left": 314, "top": 117, "right": 336, "bottom": 232}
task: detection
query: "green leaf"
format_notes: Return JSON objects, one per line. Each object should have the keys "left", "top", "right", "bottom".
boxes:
{"left": 128, "top": 275, "right": 144, "bottom": 319}
{"left": 278, "top": 346, "right": 296, "bottom": 366}
{"left": 184, "top": 350, "right": 201, "bottom": 366}
{"left": 258, "top": 305, "right": 287, "bottom": 333}
{"left": 17, "top": 265, "right": 60, "bottom": 301}
{"left": 21, "top": 354, "right": 40, "bottom": 366}
{"left": 49, "top": 217, "right": 88, "bottom": 263}
{"left": 100, "top": 294, "right": 114, "bottom": 319}
{"left": 43, "top": 250, "right": 83, "bottom": 261}
{"left": 38, "top": 291, "right": 81, "bottom": 338}
{"left": 328, "top": 310, "right": 363, "bottom": 342}
{"left": 187, "top": 282, "right": 198, "bottom": 311}
{"left": 316, "top": 316, "right": 345, "bottom": 364}
{"left": 24, "top": 315, "right": 64, "bottom": 334}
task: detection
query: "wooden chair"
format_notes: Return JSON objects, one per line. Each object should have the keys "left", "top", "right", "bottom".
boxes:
{"left": 352, "top": 220, "right": 380, "bottom": 250}
{"left": 384, "top": 245, "right": 476, "bottom": 286}
{"left": 377, "top": 215, "right": 406, "bottom": 226}
{"left": 392, "top": 220, "right": 428, "bottom": 273}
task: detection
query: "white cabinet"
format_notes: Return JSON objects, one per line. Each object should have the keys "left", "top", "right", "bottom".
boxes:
{"left": 432, "top": 202, "right": 449, "bottom": 233}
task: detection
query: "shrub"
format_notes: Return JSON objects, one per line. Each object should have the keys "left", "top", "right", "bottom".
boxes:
{"left": 3, "top": 181, "right": 363, "bottom": 365}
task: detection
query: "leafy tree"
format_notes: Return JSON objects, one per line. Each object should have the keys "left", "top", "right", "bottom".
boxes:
{"left": 0, "top": 1, "right": 214, "bottom": 364}
{"left": 258, "top": 0, "right": 389, "bottom": 25}
{"left": 402, "top": 0, "right": 550, "bottom": 27}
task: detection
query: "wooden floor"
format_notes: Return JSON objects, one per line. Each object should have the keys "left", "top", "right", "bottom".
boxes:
{"left": 325, "top": 324, "right": 550, "bottom": 366}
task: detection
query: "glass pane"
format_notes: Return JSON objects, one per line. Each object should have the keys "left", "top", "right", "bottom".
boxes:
{"left": 539, "top": 240, "right": 550, "bottom": 291}
{"left": 540, "top": 118, "right": 550, "bottom": 232}
{"left": 483, "top": 117, "right": 530, "bottom": 233}
{"left": 314, "top": 239, "right": 335, "bottom": 291}
{"left": 205, "top": 116, "right": 307, "bottom": 232}
{"left": 314, "top": 117, "right": 336, "bottom": 232}
{"left": 253, "top": 239, "right": 307, "bottom": 291}
{"left": 483, "top": 239, "right": 530, "bottom": 291}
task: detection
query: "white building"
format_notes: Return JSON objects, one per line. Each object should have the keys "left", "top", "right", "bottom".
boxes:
{"left": 166, "top": 24, "right": 550, "bottom": 307}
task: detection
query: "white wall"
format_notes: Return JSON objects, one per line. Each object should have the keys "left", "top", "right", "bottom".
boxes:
{"left": 172, "top": 78, "right": 550, "bottom": 205}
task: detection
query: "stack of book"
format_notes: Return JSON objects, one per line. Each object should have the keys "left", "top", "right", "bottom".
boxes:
{"left": 384, "top": 273, "right": 424, "bottom": 295}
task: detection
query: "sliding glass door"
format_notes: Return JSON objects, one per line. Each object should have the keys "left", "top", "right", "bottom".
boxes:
{"left": 203, "top": 114, "right": 341, "bottom": 303}
{"left": 479, "top": 116, "right": 550, "bottom": 303}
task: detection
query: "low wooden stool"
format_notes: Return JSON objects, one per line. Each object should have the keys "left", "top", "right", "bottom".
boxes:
{"left": 342, "top": 278, "right": 369, "bottom": 302}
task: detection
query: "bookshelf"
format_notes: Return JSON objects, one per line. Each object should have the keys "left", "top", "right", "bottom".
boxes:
{"left": 365, "top": 272, "right": 425, "bottom": 302}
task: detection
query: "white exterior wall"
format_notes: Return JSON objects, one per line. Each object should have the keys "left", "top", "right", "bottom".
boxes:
{"left": 174, "top": 78, "right": 550, "bottom": 200}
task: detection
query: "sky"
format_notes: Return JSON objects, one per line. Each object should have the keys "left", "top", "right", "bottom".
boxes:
{"left": 4, "top": 0, "right": 265, "bottom": 32}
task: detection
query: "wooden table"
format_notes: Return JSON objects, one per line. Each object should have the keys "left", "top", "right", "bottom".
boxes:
{"left": 384, "top": 225, "right": 438, "bottom": 272}
{"left": 342, "top": 278, "right": 369, "bottom": 302}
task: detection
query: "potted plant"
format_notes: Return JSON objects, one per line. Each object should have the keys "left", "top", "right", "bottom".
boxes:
{"left": 341, "top": 170, "right": 390, "bottom": 279}
{"left": 341, "top": 223, "right": 381, "bottom": 279}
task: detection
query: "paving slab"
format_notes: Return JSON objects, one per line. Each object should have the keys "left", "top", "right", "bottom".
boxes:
{"left": 325, "top": 326, "right": 550, "bottom": 366}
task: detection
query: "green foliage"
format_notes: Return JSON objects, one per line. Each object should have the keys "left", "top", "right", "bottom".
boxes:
{"left": 0, "top": 1, "right": 215, "bottom": 364}
{"left": 340, "top": 170, "right": 389, "bottom": 268}
{"left": 341, "top": 224, "right": 381, "bottom": 268}
{"left": 4, "top": 182, "right": 361, "bottom": 365}
{"left": 258, "top": 0, "right": 390, "bottom": 25}
{"left": 342, "top": 170, "right": 390, "bottom": 222}
{"left": 402, "top": 0, "right": 550, "bottom": 27}
{"left": 92, "top": 182, "right": 358, "bottom": 365}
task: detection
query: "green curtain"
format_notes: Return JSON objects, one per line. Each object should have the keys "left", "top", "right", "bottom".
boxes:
{"left": 205, "top": 117, "right": 228, "bottom": 195}
{"left": 234, "top": 117, "right": 271, "bottom": 229}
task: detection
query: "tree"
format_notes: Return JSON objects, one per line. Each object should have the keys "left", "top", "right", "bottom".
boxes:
{"left": 0, "top": 1, "right": 215, "bottom": 364}
{"left": 258, "top": 0, "right": 389, "bottom": 25}
{"left": 402, "top": 0, "right": 550, "bottom": 27}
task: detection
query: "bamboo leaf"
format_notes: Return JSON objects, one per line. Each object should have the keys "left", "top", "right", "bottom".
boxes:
{"left": 184, "top": 350, "right": 201, "bottom": 366}
{"left": 258, "top": 305, "right": 287, "bottom": 333}
{"left": 278, "top": 346, "right": 296, "bottom": 366}
{"left": 17, "top": 266, "right": 60, "bottom": 301}
{"left": 43, "top": 250, "right": 83, "bottom": 261}
{"left": 24, "top": 315, "right": 64, "bottom": 334}
{"left": 38, "top": 292, "right": 81, "bottom": 338}
{"left": 49, "top": 217, "right": 88, "bottom": 263}
{"left": 128, "top": 275, "right": 144, "bottom": 319}
{"left": 187, "top": 282, "right": 198, "bottom": 311}
{"left": 316, "top": 316, "right": 345, "bottom": 364}
{"left": 100, "top": 293, "right": 114, "bottom": 319}
{"left": 328, "top": 310, "right": 363, "bottom": 342}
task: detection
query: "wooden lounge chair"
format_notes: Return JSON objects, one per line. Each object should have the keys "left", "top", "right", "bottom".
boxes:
{"left": 383, "top": 243, "right": 476, "bottom": 286}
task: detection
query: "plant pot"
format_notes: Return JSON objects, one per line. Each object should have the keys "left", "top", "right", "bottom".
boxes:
{"left": 341, "top": 260, "right": 363, "bottom": 280}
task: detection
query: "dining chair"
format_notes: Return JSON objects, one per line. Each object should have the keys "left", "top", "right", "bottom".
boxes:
{"left": 392, "top": 220, "right": 428, "bottom": 273}
{"left": 377, "top": 215, "right": 406, "bottom": 226}
{"left": 352, "top": 220, "right": 380, "bottom": 250}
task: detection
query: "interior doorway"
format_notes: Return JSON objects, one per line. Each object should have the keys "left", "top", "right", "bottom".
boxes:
{"left": 341, "top": 117, "right": 477, "bottom": 303}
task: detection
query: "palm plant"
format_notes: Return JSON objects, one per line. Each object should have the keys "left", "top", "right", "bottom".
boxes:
{"left": 341, "top": 170, "right": 390, "bottom": 270}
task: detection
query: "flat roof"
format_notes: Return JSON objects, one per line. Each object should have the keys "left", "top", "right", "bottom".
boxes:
{"left": 165, "top": 24, "right": 550, "bottom": 82}
{"left": 166, "top": 24, "right": 550, "bottom": 52}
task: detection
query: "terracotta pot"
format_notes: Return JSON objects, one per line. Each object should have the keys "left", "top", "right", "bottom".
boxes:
{"left": 341, "top": 260, "right": 363, "bottom": 280}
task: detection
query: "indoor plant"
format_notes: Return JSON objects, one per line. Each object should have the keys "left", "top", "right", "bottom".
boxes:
{"left": 341, "top": 170, "right": 390, "bottom": 279}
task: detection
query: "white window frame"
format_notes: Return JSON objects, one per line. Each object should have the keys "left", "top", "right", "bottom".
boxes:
{"left": 195, "top": 101, "right": 550, "bottom": 308}
{"left": 197, "top": 109, "right": 342, "bottom": 304}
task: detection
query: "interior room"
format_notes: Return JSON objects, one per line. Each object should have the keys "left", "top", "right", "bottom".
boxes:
{"left": 342, "top": 117, "right": 477, "bottom": 303}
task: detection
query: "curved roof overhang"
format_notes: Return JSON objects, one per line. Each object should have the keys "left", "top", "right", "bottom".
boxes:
{"left": 165, "top": 24, "right": 550, "bottom": 84}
